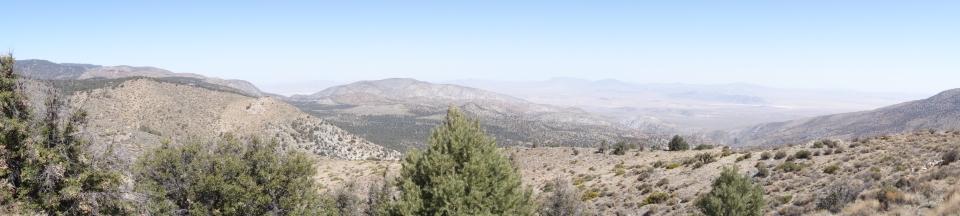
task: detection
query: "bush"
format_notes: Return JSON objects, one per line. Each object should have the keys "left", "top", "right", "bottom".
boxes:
{"left": 774, "top": 151, "right": 788, "bottom": 160}
{"left": 755, "top": 165, "right": 769, "bottom": 178}
{"left": 695, "top": 152, "right": 716, "bottom": 164}
{"left": 823, "top": 165, "right": 841, "bottom": 174}
{"left": 694, "top": 166, "right": 765, "bottom": 216}
{"left": 877, "top": 187, "right": 904, "bottom": 211}
{"left": 795, "top": 150, "right": 813, "bottom": 159}
{"left": 581, "top": 191, "right": 600, "bottom": 201}
{"left": 743, "top": 152, "right": 752, "bottom": 159}
{"left": 735, "top": 156, "right": 745, "bottom": 162}
{"left": 611, "top": 141, "right": 635, "bottom": 155}
{"left": 694, "top": 144, "right": 714, "bottom": 150}
{"left": 760, "top": 152, "right": 771, "bottom": 160}
{"left": 943, "top": 149, "right": 960, "bottom": 165}
{"left": 816, "top": 183, "right": 864, "bottom": 213}
{"left": 776, "top": 162, "right": 806, "bottom": 173}
{"left": 640, "top": 192, "right": 670, "bottom": 207}
{"left": 393, "top": 107, "right": 534, "bottom": 215}
{"left": 540, "top": 178, "right": 588, "bottom": 216}
{"left": 812, "top": 141, "right": 824, "bottom": 148}
{"left": 668, "top": 135, "right": 689, "bottom": 151}
{"left": 665, "top": 163, "right": 681, "bottom": 169}
{"left": 135, "top": 135, "right": 321, "bottom": 215}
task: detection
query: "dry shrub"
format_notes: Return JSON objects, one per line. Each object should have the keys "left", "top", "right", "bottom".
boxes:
{"left": 877, "top": 187, "right": 905, "bottom": 211}
{"left": 936, "top": 186, "right": 960, "bottom": 215}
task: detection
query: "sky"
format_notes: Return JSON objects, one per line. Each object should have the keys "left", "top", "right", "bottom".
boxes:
{"left": 3, "top": 1, "right": 959, "bottom": 94}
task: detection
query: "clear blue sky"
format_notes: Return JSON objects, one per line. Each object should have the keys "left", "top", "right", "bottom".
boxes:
{"left": 3, "top": 1, "right": 958, "bottom": 94}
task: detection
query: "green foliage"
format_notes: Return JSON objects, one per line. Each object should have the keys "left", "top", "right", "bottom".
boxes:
{"left": 743, "top": 152, "right": 752, "bottom": 159}
{"left": 694, "top": 144, "right": 714, "bottom": 150}
{"left": 754, "top": 163, "right": 769, "bottom": 178}
{"left": 615, "top": 169, "right": 626, "bottom": 176}
{"left": 580, "top": 191, "right": 600, "bottom": 201}
{"left": 392, "top": 107, "right": 535, "bottom": 215}
{"left": 760, "top": 152, "right": 771, "bottom": 160}
{"left": 795, "top": 150, "right": 812, "bottom": 159}
{"left": 776, "top": 162, "right": 808, "bottom": 173}
{"left": 665, "top": 163, "right": 681, "bottom": 169}
{"left": 134, "top": 134, "right": 321, "bottom": 215}
{"left": 639, "top": 192, "right": 669, "bottom": 207}
{"left": 611, "top": 140, "right": 635, "bottom": 155}
{"left": 0, "top": 53, "right": 126, "bottom": 215}
{"left": 812, "top": 141, "right": 824, "bottom": 148}
{"left": 668, "top": 135, "right": 689, "bottom": 151}
{"left": 823, "top": 165, "right": 841, "bottom": 174}
{"left": 694, "top": 166, "right": 765, "bottom": 216}
{"left": 774, "top": 151, "right": 787, "bottom": 160}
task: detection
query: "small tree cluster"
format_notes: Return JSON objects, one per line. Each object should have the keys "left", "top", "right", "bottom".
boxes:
{"left": 611, "top": 141, "right": 636, "bottom": 155}
{"left": 668, "top": 135, "right": 689, "bottom": 151}
{"left": 134, "top": 134, "right": 321, "bottom": 215}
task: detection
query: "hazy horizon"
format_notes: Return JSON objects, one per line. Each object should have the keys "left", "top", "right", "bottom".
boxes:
{"left": 5, "top": 1, "right": 958, "bottom": 94}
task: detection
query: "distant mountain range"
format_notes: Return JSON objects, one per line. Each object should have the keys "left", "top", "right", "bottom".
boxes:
{"left": 287, "top": 78, "right": 699, "bottom": 151}
{"left": 15, "top": 59, "right": 268, "bottom": 97}
{"left": 444, "top": 78, "right": 928, "bottom": 131}
{"left": 732, "top": 88, "right": 960, "bottom": 146}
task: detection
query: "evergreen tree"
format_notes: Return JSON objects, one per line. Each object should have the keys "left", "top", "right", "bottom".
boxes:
{"left": 135, "top": 134, "right": 320, "bottom": 215}
{"left": 668, "top": 135, "right": 689, "bottom": 151}
{"left": 695, "top": 166, "right": 765, "bottom": 216}
{"left": 392, "top": 107, "right": 534, "bottom": 215}
{"left": 0, "top": 53, "right": 125, "bottom": 214}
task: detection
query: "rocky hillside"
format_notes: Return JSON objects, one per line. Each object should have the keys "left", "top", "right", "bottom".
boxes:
{"left": 318, "top": 130, "right": 960, "bottom": 215}
{"left": 288, "top": 78, "right": 699, "bottom": 151}
{"left": 734, "top": 88, "right": 960, "bottom": 147}
{"left": 22, "top": 77, "right": 399, "bottom": 161}
{"left": 15, "top": 59, "right": 266, "bottom": 97}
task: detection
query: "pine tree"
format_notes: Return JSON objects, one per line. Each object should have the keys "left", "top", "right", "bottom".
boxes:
{"left": 695, "top": 166, "right": 765, "bottom": 216}
{"left": 392, "top": 107, "right": 535, "bottom": 215}
{"left": 0, "top": 52, "right": 125, "bottom": 214}
{"left": 668, "top": 135, "right": 689, "bottom": 151}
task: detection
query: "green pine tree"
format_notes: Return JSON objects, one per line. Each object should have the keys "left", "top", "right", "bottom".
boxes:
{"left": 695, "top": 166, "right": 765, "bottom": 216}
{"left": 668, "top": 135, "right": 689, "bottom": 151}
{"left": 0, "top": 52, "right": 126, "bottom": 215}
{"left": 391, "top": 107, "right": 535, "bottom": 215}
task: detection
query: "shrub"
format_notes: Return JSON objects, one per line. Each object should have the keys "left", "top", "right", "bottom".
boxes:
{"left": 755, "top": 165, "right": 769, "bottom": 178}
{"left": 652, "top": 160, "right": 666, "bottom": 168}
{"left": 540, "top": 178, "right": 588, "bottom": 216}
{"left": 657, "top": 178, "right": 670, "bottom": 187}
{"left": 823, "top": 165, "right": 841, "bottom": 174}
{"left": 776, "top": 162, "right": 806, "bottom": 173}
{"left": 393, "top": 107, "right": 535, "bottom": 215}
{"left": 721, "top": 150, "right": 732, "bottom": 157}
{"left": 943, "top": 149, "right": 960, "bottom": 165}
{"left": 581, "top": 191, "right": 600, "bottom": 201}
{"left": 135, "top": 135, "right": 321, "bottom": 215}
{"left": 777, "top": 195, "right": 793, "bottom": 204}
{"left": 639, "top": 192, "right": 670, "bottom": 207}
{"left": 812, "top": 141, "right": 824, "bottom": 148}
{"left": 668, "top": 135, "right": 689, "bottom": 151}
{"left": 611, "top": 140, "right": 635, "bottom": 155}
{"left": 694, "top": 144, "right": 714, "bottom": 150}
{"left": 821, "top": 139, "right": 839, "bottom": 148}
{"left": 774, "top": 151, "right": 788, "bottom": 160}
{"left": 743, "top": 152, "right": 752, "bottom": 159}
{"left": 735, "top": 156, "right": 745, "bottom": 162}
{"left": 694, "top": 166, "right": 765, "bottom": 216}
{"left": 597, "top": 140, "right": 607, "bottom": 154}
{"left": 665, "top": 163, "right": 681, "bottom": 169}
{"left": 695, "top": 152, "right": 716, "bottom": 164}
{"left": 877, "top": 187, "right": 904, "bottom": 211}
{"left": 615, "top": 169, "right": 626, "bottom": 176}
{"left": 816, "top": 183, "right": 863, "bottom": 213}
{"left": 760, "top": 152, "right": 771, "bottom": 160}
{"left": 795, "top": 150, "right": 813, "bottom": 159}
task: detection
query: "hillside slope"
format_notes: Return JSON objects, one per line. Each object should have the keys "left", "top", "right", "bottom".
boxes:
{"left": 288, "top": 78, "right": 701, "bottom": 151}
{"left": 735, "top": 88, "right": 960, "bottom": 146}
{"left": 24, "top": 77, "right": 400, "bottom": 161}
{"left": 15, "top": 59, "right": 265, "bottom": 97}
